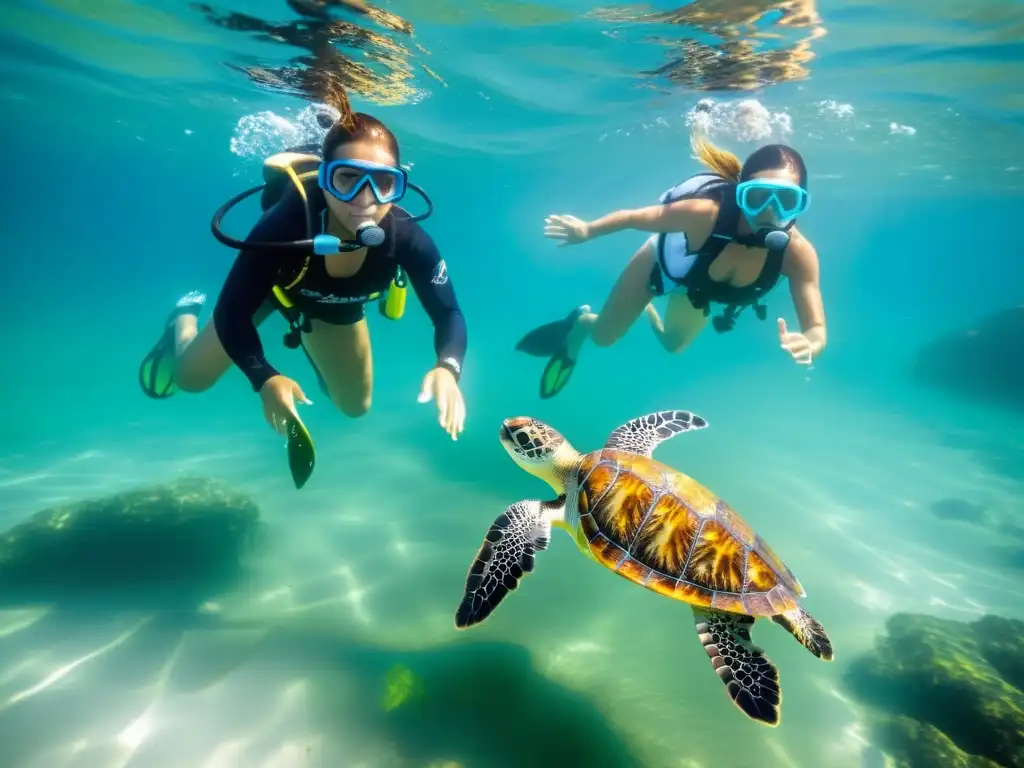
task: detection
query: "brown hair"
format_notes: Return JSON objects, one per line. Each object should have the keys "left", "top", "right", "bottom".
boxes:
{"left": 741, "top": 144, "right": 808, "bottom": 189}
{"left": 321, "top": 87, "right": 400, "bottom": 164}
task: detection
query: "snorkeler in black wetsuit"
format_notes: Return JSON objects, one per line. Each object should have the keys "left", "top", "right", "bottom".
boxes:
{"left": 215, "top": 176, "right": 466, "bottom": 399}
{"left": 139, "top": 105, "right": 468, "bottom": 487}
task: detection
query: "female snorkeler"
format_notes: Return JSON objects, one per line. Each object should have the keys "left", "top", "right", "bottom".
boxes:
{"left": 138, "top": 101, "right": 467, "bottom": 486}
{"left": 517, "top": 136, "right": 826, "bottom": 399}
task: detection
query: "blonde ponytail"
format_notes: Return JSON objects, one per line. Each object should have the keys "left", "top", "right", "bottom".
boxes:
{"left": 691, "top": 135, "right": 742, "bottom": 182}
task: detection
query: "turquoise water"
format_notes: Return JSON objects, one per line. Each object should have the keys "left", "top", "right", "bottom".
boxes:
{"left": 1, "top": 0, "right": 1022, "bottom": 766}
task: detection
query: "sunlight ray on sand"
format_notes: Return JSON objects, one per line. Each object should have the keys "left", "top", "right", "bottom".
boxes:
{"left": 193, "top": 677, "right": 318, "bottom": 768}
{"left": 0, "top": 653, "right": 49, "bottom": 689}
{"left": 107, "top": 625, "right": 193, "bottom": 767}
{"left": 2, "top": 618, "right": 150, "bottom": 709}
{"left": 0, "top": 609, "right": 48, "bottom": 639}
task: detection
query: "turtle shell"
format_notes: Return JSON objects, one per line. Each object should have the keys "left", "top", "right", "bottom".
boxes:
{"left": 576, "top": 449, "right": 805, "bottom": 617}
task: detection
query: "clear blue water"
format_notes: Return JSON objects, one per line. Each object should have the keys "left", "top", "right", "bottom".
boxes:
{"left": 0, "top": 0, "right": 1022, "bottom": 766}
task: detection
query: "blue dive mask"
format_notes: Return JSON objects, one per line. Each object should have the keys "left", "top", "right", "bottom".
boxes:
{"left": 211, "top": 151, "right": 433, "bottom": 257}
{"left": 318, "top": 158, "right": 408, "bottom": 205}
{"left": 736, "top": 178, "right": 809, "bottom": 227}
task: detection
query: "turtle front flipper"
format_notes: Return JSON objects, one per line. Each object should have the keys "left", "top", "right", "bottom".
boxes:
{"left": 604, "top": 410, "right": 708, "bottom": 457}
{"left": 692, "top": 607, "right": 781, "bottom": 726}
{"left": 771, "top": 605, "right": 834, "bottom": 661}
{"left": 455, "top": 498, "right": 562, "bottom": 629}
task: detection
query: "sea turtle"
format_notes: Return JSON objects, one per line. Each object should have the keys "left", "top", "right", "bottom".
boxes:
{"left": 454, "top": 410, "right": 833, "bottom": 726}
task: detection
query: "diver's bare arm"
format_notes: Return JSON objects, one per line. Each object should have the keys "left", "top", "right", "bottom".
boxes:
{"left": 586, "top": 199, "right": 713, "bottom": 238}
{"left": 785, "top": 236, "right": 827, "bottom": 356}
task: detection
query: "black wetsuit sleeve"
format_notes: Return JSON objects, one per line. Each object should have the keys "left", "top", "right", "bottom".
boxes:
{"left": 400, "top": 224, "right": 468, "bottom": 381}
{"left": 212, "top": 198, "right": 301, "bottom": 392}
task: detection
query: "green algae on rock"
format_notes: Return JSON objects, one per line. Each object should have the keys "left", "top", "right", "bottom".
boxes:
{"left": 844, "top": 612, "right": 1024, "bottom": 768}
{"left": 0, "top": 477, "right": 260, "bottom": 605}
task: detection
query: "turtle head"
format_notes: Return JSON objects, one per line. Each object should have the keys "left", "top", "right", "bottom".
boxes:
{"left": 499, "top": 417, "right": 574, "bottom": 492}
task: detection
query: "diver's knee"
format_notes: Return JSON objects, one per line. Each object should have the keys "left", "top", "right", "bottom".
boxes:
{"left": 333, "top": 392, "right": 371, "bottom": 418}
{"left": 661, "top": 337, "right": 691, "bottom": 355}
{"left": 173, "top": 366, "right": 216, "bottom": 394}
{"left": 590, "top": 327, "right": 619, "bottom": 348}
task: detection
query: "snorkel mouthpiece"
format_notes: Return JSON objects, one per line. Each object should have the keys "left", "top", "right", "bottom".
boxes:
{"left": 356, "top": 222, "right": 386, "bottom": 247}
{"left": 763, "top": 229, "right": 790, "bottom": 251}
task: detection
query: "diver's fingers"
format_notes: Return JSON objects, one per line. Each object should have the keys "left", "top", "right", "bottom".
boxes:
{"left": 418, "top": 372, "right": 435, "bottom": 404}
{"left": 448, "top": 394, "right": 462, "bottom": 438}
{"left": 270, "top": 411, "right": 287, "bottom": 437}
{"left": 548, "top": 215, "right": 575, "bottom": 226}
{"left": 454, "top": 397, "right": 466, "bottom": 438}
{"left": 292, "top": 381, "right": 311, "bottom": 405}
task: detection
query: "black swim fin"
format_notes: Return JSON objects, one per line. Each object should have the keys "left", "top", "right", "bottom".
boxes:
{"left": 516, "top": 308, "right": 584, "bottom": 357}
{"left": 539, "top": 349, "right": 577, "bottom": 400}
{"left": 285, "top": 416, "right": 316, "bottom": 490}
{"left": 517, "top": 305, "right": 589, "bottom": 399}
{"left": 138, "top": 324, "right": 178, "bottom": 399}
{"left": 139, "top": 294, "right": 207, "bottom": 400}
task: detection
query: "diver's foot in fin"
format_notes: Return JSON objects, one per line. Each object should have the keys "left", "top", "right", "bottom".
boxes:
{"left": 527, "top": 304, "right": 590, "bottom": 400}
{"left": 138, "top": 291, "right": 207, "bottom": 400}
{"left": 515, "top": 305, "right": 590, "bottom": 357}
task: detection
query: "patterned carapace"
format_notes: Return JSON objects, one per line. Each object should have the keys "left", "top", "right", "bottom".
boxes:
{"left": 576, "top": 449, "right": 804, "bottom": 616}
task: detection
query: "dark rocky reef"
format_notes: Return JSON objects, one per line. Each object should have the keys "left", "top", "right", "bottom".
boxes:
{"left": 929, "top": 498, "right": 989, "bottom": 525}
{"left": 0, "top": 477, "right": 260, "bottom": 607}
{"left": 844, "top": 612, "right": 1024, "bottom": 767}
{"left": 310, "top": 637, "right": 645, "bottom": 768}
{"left": 911, "top": 305, "right": 1024, "bottom": 411}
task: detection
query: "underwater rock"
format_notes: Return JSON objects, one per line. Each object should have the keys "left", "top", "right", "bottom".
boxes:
{"left": 911, "top": 305, "right": 1024, "bottom": 411}
{"left": 929, "top": 498, "right": 988, "bottom": 524}
{"left": 1001, "top": 547, "right": 1024, "bottom": 572}
{"left": 997, "top": 522, "right": 1024, "bottom": 541}
{"left": 865, "top": 715, "right": 1002, "bottom": 768}
{"left": 0, "top": 477, "right": 259, "bottom": 606}
{"left": 844, "top": 612, "right": 1024, "bottom": 768}
{"left": 309, "top": 637, "right": 644, "bottom": 768}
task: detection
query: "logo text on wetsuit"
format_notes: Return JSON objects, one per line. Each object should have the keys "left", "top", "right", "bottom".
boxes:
{"left": 298, "top": 288, "right": 376, "bottom": 304}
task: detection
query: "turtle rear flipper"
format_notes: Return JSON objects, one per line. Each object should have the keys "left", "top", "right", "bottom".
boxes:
{"left": 693, "top": 607, "right": 781, "bottom": 726}
{"left": 772, "top": 604, "right": 833, "bottom": 661}
{"left": 455, "top": 497, "right": 562, "bottom": 629}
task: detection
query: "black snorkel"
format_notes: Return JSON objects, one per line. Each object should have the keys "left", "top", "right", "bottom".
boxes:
{"left": 209, "top": 148, "right": 434, "bottom": 256}
{"left": 210, "top": 179, "right": 434, "bottom": 255}
{"left": 732, "top": 223, "right": 793, "bottom": 252}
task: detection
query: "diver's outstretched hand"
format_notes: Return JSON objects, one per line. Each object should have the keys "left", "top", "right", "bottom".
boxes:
{"left": 418, "top": 367, "right": 466, "bottom": 441}
{"left": 544, "top": 214, "right": 590, "bottom": 246}
{"left": 777, "top": 318, "right": 813, "bottom": 366}
{"left": 260, "top": 374, "right": 312, "bottom": 435}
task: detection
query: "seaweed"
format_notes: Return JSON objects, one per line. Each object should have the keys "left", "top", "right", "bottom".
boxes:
{"left": 844, "top": 612, "right": 1024, "bottom": 767}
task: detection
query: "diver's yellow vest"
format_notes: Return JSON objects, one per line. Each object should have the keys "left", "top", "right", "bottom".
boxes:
{"left": 262, "top": 151, "right": 407, "bottom": 321}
